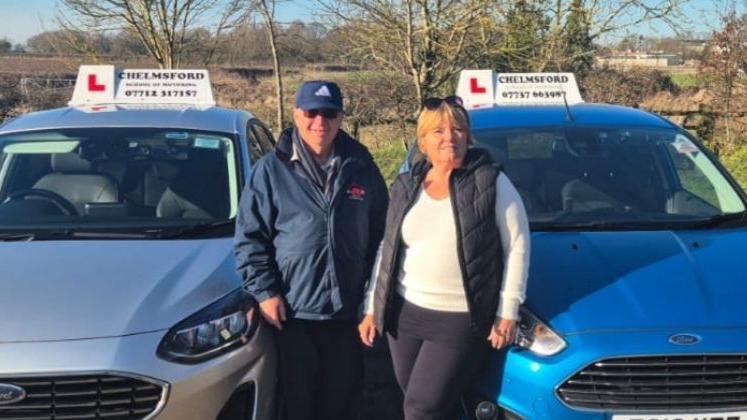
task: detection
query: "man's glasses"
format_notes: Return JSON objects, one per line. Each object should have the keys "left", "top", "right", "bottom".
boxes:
{"left": 302, "top": 109, "right": 341, "bottom": 119}
{"left": 422, "top": 95, "right": 464, "bottom": 110}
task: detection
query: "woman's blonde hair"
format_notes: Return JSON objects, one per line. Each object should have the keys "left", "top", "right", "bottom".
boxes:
{"left": 416, "top": 103, "right": 471, "bottom": 153}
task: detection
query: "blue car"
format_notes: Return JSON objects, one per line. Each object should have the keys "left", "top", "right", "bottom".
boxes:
{"left": 453, "top": 102, "right": 747, "bottom": 420}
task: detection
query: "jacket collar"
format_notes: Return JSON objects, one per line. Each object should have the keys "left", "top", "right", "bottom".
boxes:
{"left": 276, "top": 127, "right": 372, "bottom": 165}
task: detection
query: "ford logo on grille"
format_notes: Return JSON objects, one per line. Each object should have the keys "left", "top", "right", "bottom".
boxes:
{"left": 669, "top": 333, "right": 702, "bottom": 346}
{"left": 0, "top": 384, "right": 26, "bottom": 405}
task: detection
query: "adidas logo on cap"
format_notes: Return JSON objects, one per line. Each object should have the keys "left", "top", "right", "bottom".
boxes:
{"left": 315, "top": 85, "right": 332, "bottom": 97}
{"left": 296, "top": 80, "right": 342, "bottom": 110}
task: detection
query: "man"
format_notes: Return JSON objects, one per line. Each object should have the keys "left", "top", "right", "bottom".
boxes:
{"left": 234, "top": 80, "right": 388, "bottom": 420}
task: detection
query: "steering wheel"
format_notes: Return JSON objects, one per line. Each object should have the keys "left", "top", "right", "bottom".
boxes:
{"left": 4, "top": 189, "right": 79, "bottom": 216}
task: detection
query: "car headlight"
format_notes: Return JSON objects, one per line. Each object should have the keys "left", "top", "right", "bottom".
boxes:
{"left": 157, "top": 288, "right": 258, "bottom": 364}
{"left": 514, "top": 307, "right": 566, "bottom": 356}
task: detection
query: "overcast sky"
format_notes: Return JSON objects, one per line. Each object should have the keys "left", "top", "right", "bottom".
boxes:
{"left": 0, "top": 0, "right": 739, "bottom": 46}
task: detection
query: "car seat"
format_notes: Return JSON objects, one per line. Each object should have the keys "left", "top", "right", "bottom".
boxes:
{"left": 33, "top": 153, "right": 119, "bottom": 214}
{"left": 156, "top": 149, "right": 229, "bottom": 219}
{"left": 560, "top": 179, "right": 619, "bottom": 212}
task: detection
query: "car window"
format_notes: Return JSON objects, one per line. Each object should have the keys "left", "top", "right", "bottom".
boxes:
{"left": 474, "top": 126, "right": 746, "bottom": 228}
{"left": 247, "top": 120, "right": 275, "bottom": 161}
{"left": 664, "top": 134, "right": 743, "bottom": 212}
{"left": 0, "top": 128, "right": 240, "bottom": 233}
{"left": 507, "top": 132, "right": 556, "bottom": 159}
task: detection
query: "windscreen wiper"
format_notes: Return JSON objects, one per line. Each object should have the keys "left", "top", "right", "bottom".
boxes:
{"left": 537, "top": 222, "right": 645, "bottom": 232}
{"left": 693, "top": 211, "right": 747, "bottom": 228}
{"left": 64, "top": 231, "right": 156, "bottom": 239}
{"left": 0, "top": 229, "right": 154, "bottom": 241}
{"left": 158, "top": 219, "right": 235, "bottom": 239}
{"left": 0, "top": 232, "right": 38, "bottom": 242}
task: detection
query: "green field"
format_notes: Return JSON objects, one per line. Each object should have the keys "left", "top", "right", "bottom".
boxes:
{"left": 669, "top": 72, "right": 700, "bottom": 89}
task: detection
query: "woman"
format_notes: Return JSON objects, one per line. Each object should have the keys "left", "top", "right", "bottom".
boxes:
{"left": 359, "top": 96, "right": 530, "bottom": 420}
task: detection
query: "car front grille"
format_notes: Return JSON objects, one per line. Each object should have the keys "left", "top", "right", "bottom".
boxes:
{"left": 0, "top": 373, "right": 165, "bottom": 419}
{"left": 558, "top": 355, "right": 747, "bottom": 411}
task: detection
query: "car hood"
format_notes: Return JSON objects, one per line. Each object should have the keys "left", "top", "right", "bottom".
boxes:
{"left": 528, "top": 228, "right": 747, "bottom": 335}
{"left": 0, "top": 238, "right": 239, "bottom": 342}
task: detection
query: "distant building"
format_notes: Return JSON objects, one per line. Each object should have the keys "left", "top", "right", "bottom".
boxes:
{"left": 682, "top": 39, "right": 708, "bottom": 54}
{"left": 596, "top": 53, "right": 685, "bottom": 68}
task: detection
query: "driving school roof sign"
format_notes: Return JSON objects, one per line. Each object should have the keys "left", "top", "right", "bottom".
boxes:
{"left": 456, "top": 70, "right": 584, "bottom": 109}
{"left": 69, "top": 65, "right": 216, "bottom": 107}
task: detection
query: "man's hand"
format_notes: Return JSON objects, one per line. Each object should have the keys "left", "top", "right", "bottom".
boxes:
{"left": 258, "top": 296, "right": 287, "bottom": 330}
{"left": 487, "top": 317, "right": 517, "bottom": 350}
{"left": 358, "top": 314, "right": 377, "bottom": 347}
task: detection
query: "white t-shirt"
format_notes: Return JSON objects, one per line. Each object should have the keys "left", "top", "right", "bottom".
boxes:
{"left": 364, "top": 173, "right": 531, "bottom": 321}
{"left": 396, "top": 189, "right": 469, "bottom": 311}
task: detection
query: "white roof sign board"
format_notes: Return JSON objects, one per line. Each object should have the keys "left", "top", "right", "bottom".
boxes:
{"left": 69, "top": 65, "right": 215, "bottom": 107}
{"left": 495, "top": 73, "right": 582, "bottom": 106}
{"left": 457, "top": 70, "right": 584, "bottom": 108}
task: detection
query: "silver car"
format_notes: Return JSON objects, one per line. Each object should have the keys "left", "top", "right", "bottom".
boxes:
{"left": 0, "top": 104, "right": 277, "bottom": 419}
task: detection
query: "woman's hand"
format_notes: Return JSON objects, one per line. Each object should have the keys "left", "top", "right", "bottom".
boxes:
{"left": 358, "top": 314, "right": 377, "bottom": 347}
{"left": 487, "top": 317, "right": 517, "bottom": 350}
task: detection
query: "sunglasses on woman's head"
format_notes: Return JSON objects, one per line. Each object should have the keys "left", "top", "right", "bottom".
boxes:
{"left": 302, "top": 109, "right": 341, "bottom": 119}
{"left": 422, "top": 96, "right": 464, "bottom": 110}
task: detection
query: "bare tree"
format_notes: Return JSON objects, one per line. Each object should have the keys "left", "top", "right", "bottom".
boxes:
{"left": 58, "top": 0, "right": 248, "bottom": 68}
{"left": 316, "top": 0, "right": 497, "bottom": 104}
{"left": 492, "top": 0, "right": 687, "bottom": 73}
{"left": 582, "top": 0, "right": 685, "bottom": 40}
{"left": 699, "top": 9, "right": 747, "bottom": 154}
{"left": 281, "top": 21, "right": 325, "bottom": 62}
{"left": 215, "top": 21, "right": 271, "bottom": 64}
{"left": 0, "top": 39, "right": 12, "bottom": 54}
{"left": 316, "top": 0, "right": 684, "bottom": 105}
{"left": 251, "top": 0, "right": 285, "bottom": 132}
{"left": 341, "top": 70, "right": 417, "bottom": 142}
{"left": 27, "top": 30, "right": 88, "bottom": 55}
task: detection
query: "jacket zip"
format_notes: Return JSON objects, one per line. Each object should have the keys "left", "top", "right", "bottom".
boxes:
{"left": 327, "top": 159, "right": 357, "bottom": 271}
{"left": 329, "top": 159, "right": 359, "bottom": 211}
{"left": 286, "top": 160, "right": 328, "bottom": 210}
{"left": 448, "top": 172, "right": 477, "bottom": 329}
{"left": 289, "top": 156, "right": 358, "bottom": 313}
{"left": 382, "top": 177, "right": 422, "bottom": 327}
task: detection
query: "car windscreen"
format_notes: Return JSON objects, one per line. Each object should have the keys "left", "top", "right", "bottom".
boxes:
{"left": 473, "top": 126, "right": 747, "bottom": 230}
{"left": 0, "top": 128, "right": 240, "bottom": 238}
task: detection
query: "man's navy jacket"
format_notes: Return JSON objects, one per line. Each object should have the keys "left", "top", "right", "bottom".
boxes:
{"left": 234, "top": 129, "right": 388, "bottom": 320}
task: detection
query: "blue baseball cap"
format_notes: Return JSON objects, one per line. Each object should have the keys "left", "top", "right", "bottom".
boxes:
{"left": 295, "top": 80, "right": 344, "bottom": 112}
